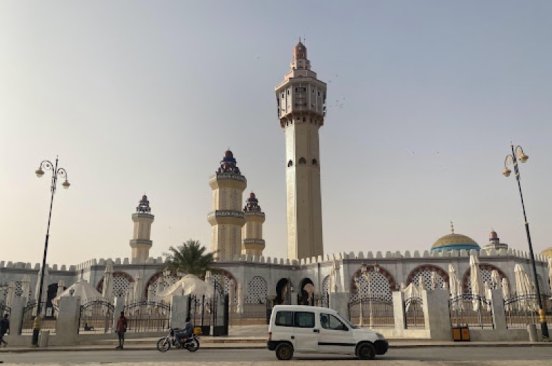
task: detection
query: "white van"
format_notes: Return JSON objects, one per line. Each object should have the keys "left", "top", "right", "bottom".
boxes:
{"left": 267, "top": 305, "right": 388, "bottom": 360}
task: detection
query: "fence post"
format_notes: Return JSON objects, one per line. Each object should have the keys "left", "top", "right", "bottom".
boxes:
{"left": 10, "top": 296, "right": 26, "bottom": 335}
{"left": 392, "top": 291, "right": 406, "bottom": 331}
{"left": 329, "top": 292, "right": 349, "bottom": 320}
{"left": 422, "top": 289, "right": 451, "bottom": 340}
{"left": 490, "top": 289, "right": 506, "bottom": 331}
{"left": 55, "top": 296, "right": 81, "bottom": 346}
{"left": 170, "top": 295, "right": 189, "bottom": 329}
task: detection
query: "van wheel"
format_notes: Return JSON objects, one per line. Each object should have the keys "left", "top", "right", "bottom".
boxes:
{"left": 275, "top": 343, "right": 294, "bottom": 360}
{"left": 357, "top": 343, "right": 376, "bottom": 360}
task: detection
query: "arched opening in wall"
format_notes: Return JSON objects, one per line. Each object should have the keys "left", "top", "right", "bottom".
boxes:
{"left": 348, "top": 265, "right": 396, "bottom": 328}
{"left": 46, "top": 283, "right": 58, "bottom": 317}
{"left": 298, "top": 157, "right": 306, "bottom": 165}
{"left": 298, "top": 278, "right": 315, "bottom": 306}
{"left": 246, "top": 276, "right": 268, "bottom": 304}
{"left": 321, "top": 275, "right": 330, "bottom": 307}
{"left": 275, "top": 278, "right": 293, "bottom": 305}
{"left": 97, "top": 271, "right": 134, "bottom": 299}
{"left": 287, "top": 160, "right": 293, "bottom": 167}
{"left": 312, "top": 159, "right": 318, "bottom": 166}
{"left": 144, "top": 272, "right": 180, "bottom": 300}
{"left": 406, "top": 264, "right": 449, "bottom": 290}
{"left": 461, "top": 264, "right": 509, "bottom": 294}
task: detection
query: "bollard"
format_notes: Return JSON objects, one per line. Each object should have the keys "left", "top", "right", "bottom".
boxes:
{"left": 39, "top": 330, "right": 50, "bottom": 347}
{"left": 527, "top": 324, "right": 538, "bottom": 342}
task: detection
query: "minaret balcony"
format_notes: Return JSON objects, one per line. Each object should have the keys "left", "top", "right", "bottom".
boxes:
{"left": 208, "top": 210, "right": 246, "bottom": 225}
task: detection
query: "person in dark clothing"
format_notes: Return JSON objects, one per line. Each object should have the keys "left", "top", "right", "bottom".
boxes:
{"left": 0, "top": 314, "right": 10, "bottom": 347}
{"left": 115, "top": 311, "right": 128, "bottom": 349}
{"left": 176, "top": 316, "right": 194, "bottom": 344}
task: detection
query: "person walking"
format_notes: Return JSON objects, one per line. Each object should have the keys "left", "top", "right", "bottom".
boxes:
{"left": 115, "top": 311, "right": 128, "bottom": 350}
{"left": 0, "top": 314, "right": 10, "bottom": 347}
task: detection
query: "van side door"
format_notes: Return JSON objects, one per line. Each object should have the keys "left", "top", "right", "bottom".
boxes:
{"left": 318, "top": 312, "right": 355, "bottom": 354}
{"left": 292, "top": 311, "right": 318, "bottom": 352}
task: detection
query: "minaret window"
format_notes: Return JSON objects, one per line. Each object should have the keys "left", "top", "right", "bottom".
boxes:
{"left": 299, "top": 157, "right": 306, "bottom": 165}
{"left": 312, "top": 159, "right": 318, "bottom": 166}
{"left": 287, "top": 160, "right": 293, "bottom": 167}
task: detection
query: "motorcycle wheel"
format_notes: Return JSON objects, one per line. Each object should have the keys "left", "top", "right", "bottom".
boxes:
{"left": 186, "top": 337, "right": 200, "bottom": 352}
{"left": 156, "top": 337, "right": 171, "bottom": 352}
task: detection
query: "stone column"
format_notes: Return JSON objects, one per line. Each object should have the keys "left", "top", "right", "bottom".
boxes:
{"left": 392, "top": 291, "right": 406, "bottom": 331}
{"left": 329, "top": 292, "right": 349, "bottom": 320}
{"left": 10, "top": 296, "right": 26, "bottom": 335}
{"left": 170, "top": 295, "right": 189, "bottom": 329}
{"left": 422, "top": 289, "right": 451, "bottom": 340}
{"left": 55, "top": 296, "right": 81, "bottom": 346}
{"left": 490, "top": 289, "right": 506, "bottom": 331}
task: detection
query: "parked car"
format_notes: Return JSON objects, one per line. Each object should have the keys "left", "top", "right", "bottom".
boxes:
{"left": 267, "top": 305, "right": 388, "bottom": 360}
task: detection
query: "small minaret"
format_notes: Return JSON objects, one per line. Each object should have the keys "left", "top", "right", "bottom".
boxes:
{"left": 242, "top": 192, "right": 266, "bottom": 257}
{"left": 483, "top": 230, "right": 509, "bottom": 251}
{"left": 275, "top": 40, "right": 326, "bottom": 260}
{"left": 129, "top": 195, "right": 154, "bottom": 264}
{"left": 208, "top": 150, "right": 247, "bottom": 261}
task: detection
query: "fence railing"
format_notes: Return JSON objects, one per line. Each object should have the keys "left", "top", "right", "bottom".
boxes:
{"left": 124, "top": 300, "right": 170, "bottom": 332}
{"left": 504, "top": 294, "right": 539, "bottom": 329}
{"left": 449, "top": 294, "right": 493, "bottom": 329}
{"left": 349, "top": 296, "right": 395, "bottom": 328}
{"left": 80, "top": 300, "right": 114, "bottom": 333}
{"left": 404, "top": 296, "right": 425, "bottom": 329}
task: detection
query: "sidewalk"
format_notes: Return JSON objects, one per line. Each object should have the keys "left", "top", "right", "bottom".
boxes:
{"left": 1, "top": 324, "right": 551, "bottom": 353}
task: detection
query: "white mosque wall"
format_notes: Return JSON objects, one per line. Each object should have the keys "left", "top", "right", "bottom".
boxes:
{"left": 1, "top": 248, "right": 550, "bottom": 306}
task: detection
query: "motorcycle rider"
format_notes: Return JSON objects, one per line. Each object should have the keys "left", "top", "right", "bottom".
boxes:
{"left": 176, "top": 316, "right": 194, "bottom": 345}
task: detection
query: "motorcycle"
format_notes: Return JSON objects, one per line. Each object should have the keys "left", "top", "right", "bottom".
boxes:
{"left": 156, "top": 327, "right": 200, "bottom": 352}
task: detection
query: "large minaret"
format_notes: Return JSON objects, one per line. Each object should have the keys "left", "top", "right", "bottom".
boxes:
{"left": 208, "top": 150, "right": 247, "bottom": 261}
{"left": 275, "top": 41, "right": 326, "bottom": 260}
{"left": 129, "top": 195, "right": 154, "bottom": 264}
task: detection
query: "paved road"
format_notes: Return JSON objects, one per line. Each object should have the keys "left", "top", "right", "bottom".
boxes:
{"left": 1, "top": 347, "right": 552, "bottom": 365}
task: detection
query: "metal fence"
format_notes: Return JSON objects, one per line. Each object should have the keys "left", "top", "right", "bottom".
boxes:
{"left": 449, "top": 294, "right": 494, "bottom": 329}
{"left": 504, "top": 295, "right": 539, "bottom": 329}
{"left": 21, "top": 302, "right": 56, "bottom": 334}
{"left": 124, "top": 301, "right": 170, "bottom": 332}
{"left": 349, "top": 296, "right": 395, "bottom": 328}
{"left": 79, "top": 300, "right": 114, "bottom": 333}
{"left": 404, "top": 296, "right": 425, "bottom": 329}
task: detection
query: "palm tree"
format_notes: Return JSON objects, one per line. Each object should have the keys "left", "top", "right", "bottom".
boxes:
{"left": 164, "top": 240, "right": 215, "bottom": 279}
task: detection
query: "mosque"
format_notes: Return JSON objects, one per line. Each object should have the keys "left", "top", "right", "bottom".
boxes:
{"left": 1, "top": 41, "right": 551, "bottom": 321}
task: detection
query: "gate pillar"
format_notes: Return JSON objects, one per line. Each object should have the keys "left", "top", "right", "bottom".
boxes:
{"left": 490, "top": 289, "right": 506, "bottom": 331}
{"left": 10, "top": 296, "right": 26, "bottom": 335}
{"left": 170, "top": 295, "right": 189, "bottom": 329}
{"left": 392, "top": 291, "right": 406, "bottom": 331}
{"left": 56, "top": 296, "right": 81, "bottom": 346}
{"left": 422, "top": 289, "right": 451, "bottom": 340}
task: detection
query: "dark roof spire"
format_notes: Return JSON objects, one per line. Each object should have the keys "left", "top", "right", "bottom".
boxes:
{"left": 136, "top": 195, "right": 151, "bottom": 213}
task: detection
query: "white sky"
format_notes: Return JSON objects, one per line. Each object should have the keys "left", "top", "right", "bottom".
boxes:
{"left": 1, "top": 1, "right": 551, "bottom": 267}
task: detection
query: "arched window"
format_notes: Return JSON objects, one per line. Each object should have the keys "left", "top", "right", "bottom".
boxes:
{"left": 287, "top": 160, "right": 293, "bottom": 167}
{"left": 246, "top": 276, "right": 268, "bottom": 304}
{"left": 312, "top": 159, "right": 318, "bottom": 166}
{"left": 298, "top": 157, "right": 306, "bottom": 165}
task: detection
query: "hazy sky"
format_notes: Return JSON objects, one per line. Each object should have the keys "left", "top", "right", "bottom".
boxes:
{"left": 1, "top": 1, "right": 551, "bottom": 267}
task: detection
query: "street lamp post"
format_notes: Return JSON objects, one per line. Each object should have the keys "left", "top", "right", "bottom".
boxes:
{"left": 502, "top": 144, "right": 548, "bottom": 339}
{"left": 33, "top": 157, "right": 70, "bottom": 346}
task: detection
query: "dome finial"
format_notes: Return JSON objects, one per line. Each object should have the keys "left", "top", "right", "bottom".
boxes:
{"left": 450, "top": 220, "right": 455, "bottom": 234}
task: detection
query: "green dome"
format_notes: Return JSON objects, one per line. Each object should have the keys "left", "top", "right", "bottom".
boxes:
{"left": 431, "top": 233, "right": 480, "bottom": 252}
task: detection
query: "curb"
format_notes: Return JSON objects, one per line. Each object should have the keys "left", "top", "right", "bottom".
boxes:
{"left": 1, "top": 342, "right": 551, "bottom": 353}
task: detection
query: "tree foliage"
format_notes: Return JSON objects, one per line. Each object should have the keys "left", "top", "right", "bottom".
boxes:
{"left": 164, "top": 239, "right": 215, "bottom": 279}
